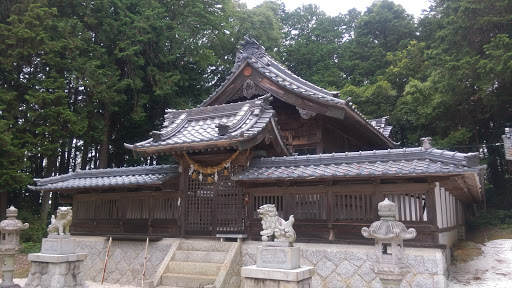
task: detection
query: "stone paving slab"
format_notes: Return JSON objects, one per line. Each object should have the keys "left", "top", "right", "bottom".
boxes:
{"left": 449, "top": 239, "right": 512, "bottom": 288}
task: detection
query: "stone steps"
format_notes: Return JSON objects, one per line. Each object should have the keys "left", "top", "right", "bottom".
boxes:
{"left": 178, "top": 240, "right": 232, "bottom": 252}
{"left": 160, "top": 273, "right": 216, "bottom": 287}
{"left": 167, "top": 262, "right": 222, "bottom": 276}
{"left": 157, "top": 239, "right": 233, "bottom": 288}
{"left": 173, "top": 250, "right": 227, "bottom": 264}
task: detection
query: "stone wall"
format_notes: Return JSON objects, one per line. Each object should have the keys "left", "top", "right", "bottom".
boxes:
{"left": 75, "top": 236, "right": 177, "bottom": 286}
{"left": 25, "top": 260, "right": 86, "bottom": 288}
{"left": 73, "top": 237, "right": 450, "bottom": 288}
{"left": 242, "top": 241, "right": 450, "bottom": 288}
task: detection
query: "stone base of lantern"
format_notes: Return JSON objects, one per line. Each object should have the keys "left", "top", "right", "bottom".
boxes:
{"left": 374, "top": 262, "right": 410, "bottom": 288}
{"left": 241, "top": 265, "right": 315, "bottom": 288}
{"left": 25, "top": 253, "right": 87, "bottom": 288}
{"left": 1, "top": 254, "right": 22, "bottom": 288}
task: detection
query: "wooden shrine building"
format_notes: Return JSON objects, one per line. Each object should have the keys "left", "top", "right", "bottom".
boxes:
{"left": 30, "top": 38, "right": 485, "bottom": 248}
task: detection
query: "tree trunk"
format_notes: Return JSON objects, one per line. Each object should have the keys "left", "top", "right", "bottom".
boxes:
{"left": 98, "top": 107, "right": 111, "bottom": 169}
{"left": 81, "top": 141, "right": 90, "bottom": 170}
{"left": 40, "top": 156, "right": 57, "bottom": 220}
{"left": 58, "top": 141, "right": 67, "bottom": 175}
{"left": 0, "top": 192, "right": 7, "bottom": 220}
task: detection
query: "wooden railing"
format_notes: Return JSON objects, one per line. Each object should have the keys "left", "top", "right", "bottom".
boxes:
{"left": 383, "top": 192, "right": 428, "bottom": 222}
{"left": 72, "top": 191, "right": 180, "bottom": 236}
{"left": 435, "top": 183, "right": 463, "bottom": 229}
{"left": 246, "top": 183, "right": 444, "bottom": 244}
{"left": 334, "top": 192, "right": 373, "bottom": 221}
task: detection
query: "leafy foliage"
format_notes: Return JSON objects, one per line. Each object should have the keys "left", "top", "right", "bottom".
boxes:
{"left": 18, "top": 210, "right": 47, "bottom": 243}
{"left": 1, "top": 0, "right": 512, "bottom": 221}
{"left": 469, "top": 210, "right": 512, "bottom": 229}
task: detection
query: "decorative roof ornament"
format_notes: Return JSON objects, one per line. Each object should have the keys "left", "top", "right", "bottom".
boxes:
{"left": 297, "top": 107, "right": 316, "bottom": 119}
{"left": 420, "top": 137, "right": 433, "bottom": 150}
{"left": 235, "top": 37, "right": 270, "bottom": 66}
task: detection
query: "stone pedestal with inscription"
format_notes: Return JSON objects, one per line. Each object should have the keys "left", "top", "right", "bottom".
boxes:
{"left": 256, "top": 244, "right": 300, "bottom": 270}
{"left": 25, "top": 208, "right": 87, "bottom": 288}
{"left": 242, "top": 243, "right": 314, "bottom": 288}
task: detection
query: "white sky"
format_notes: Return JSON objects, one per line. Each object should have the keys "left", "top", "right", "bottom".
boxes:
{"left": 241, "top": 0, "right": 432, "bottom": 18}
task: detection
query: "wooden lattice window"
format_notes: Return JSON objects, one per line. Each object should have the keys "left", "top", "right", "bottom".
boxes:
{"left": 74, "top": 199, "right": 95, "bottom": 220}
{"left": 334, "top": 193, "right": 373, "bottom": 221}
{"left": 126, "top": 198, "right": 149, "bottom": 219}
{"left": 252, "top": 195, "right": 283, "bottom": 218}
{"left": 293, "top": 194, "right": 326, "bottom": 220}
{"left": 153, "top": 195, "right": 180, "bottom": 219}
{"left": 96, "top": 199, "right": 121, "bottom": 219}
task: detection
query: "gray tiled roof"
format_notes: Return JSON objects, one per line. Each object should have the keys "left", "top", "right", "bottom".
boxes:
{"left": 200, "top": 38, "right": 394, "bottom": 145}
{"left": 503, "top": 128, "right": 512, "bottom": 160}
{"left": 125, "top": 95, "right": 285, "bottom": 154}
{"left": 368, "top": 117, "right": 392, "bottom": 137}
{"left": 28, "top": 165, "right": 179, "bottom": 191}
{"left": 232, "top": 148, "right": 484, "bottom": 181}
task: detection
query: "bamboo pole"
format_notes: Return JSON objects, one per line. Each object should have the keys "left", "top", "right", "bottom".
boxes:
{"left": 141, "top": 237, "right": 149, "bottom": 287}
{"left": 101, "top": 237, "right": 112, "bottom": 284}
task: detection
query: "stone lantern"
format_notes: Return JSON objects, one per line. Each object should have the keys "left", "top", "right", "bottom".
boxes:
{"left": 361, "top": 198, "right": 417, "bottom": 288}
{"left": 0, "top": 206, "right": 29, "bottom": 287}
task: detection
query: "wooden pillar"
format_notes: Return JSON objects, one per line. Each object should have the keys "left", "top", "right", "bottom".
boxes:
{"left": 179, "top": 162, "right": 189, "bottom": 237}
{"left": 148, "top": 193, "right": 153, "bottom": 235}
{"left": 426, "top": 183, "right": 438, "bottom": 226}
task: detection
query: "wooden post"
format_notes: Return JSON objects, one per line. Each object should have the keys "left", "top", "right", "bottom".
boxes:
{"left": 101, "top": 237, "right": 112, "bottom": 284}
{"left": 425, "top": 183, "right": 438, "bottom": 226}
{"left": 141, "top": 237, "right": 149, "bottom": 287}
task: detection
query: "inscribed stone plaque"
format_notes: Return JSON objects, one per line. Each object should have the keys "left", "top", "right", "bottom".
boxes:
{"left": 256, "top": 246, "right": 300, "bottom": 270}
{"left": 41, "top": 238, "right": 76, "bottom": 255}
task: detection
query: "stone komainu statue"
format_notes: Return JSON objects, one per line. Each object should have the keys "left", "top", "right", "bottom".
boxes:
{"left": 257, "top": 204, "right": 296, "bottom": 243}
{"left": 47, "top": 207, "right": 72, "bottom": 236}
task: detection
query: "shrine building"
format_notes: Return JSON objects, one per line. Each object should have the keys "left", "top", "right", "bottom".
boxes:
{"left": 29, "top": 38, "right": 486, "bottom": 287}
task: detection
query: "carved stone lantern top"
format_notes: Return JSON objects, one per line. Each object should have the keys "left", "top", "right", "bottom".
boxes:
{"left": 362, "top": 198, "right": 417, "bottom": 241}
{"left": 0, "top": 206, "right": 29, "bottom": 232}
{"left": 361, "top": 198, "right": 417, "bottom": 287}
{"left": 0, "top": 205, "right": 29, "bottom": 253}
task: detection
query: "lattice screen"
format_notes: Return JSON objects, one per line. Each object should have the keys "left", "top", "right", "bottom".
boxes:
{"left": 334, "top": 192, "right": 373, "bottom": 221}
{"left": 252, "top": 195, "right": 284, "bottom": 218}
{"left": 153, "top": 196, "right": 180, "bottom": 219}
{"left": 293, "top": 194, "right": 326, "bottom": 220}
{"left": 216, "top": 166, "right": 245, "bottom": 233}
{"left": 96, "top": 199, "right": 121, "bottom": 219}
{"left": 126, "top": 198, "right": 149, "bottom": 219}
{"left": 74, "top": 199, "right": 95, "bottom": 220}
{"left": 185, "top": 165, "right": 245, "bottom": 235}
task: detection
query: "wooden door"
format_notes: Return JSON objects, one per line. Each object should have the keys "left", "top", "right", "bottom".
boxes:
{"left": 185, "top": 166, "right": 245, "bottom": 235}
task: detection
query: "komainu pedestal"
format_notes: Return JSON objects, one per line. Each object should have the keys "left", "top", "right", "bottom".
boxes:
{"left": 256, "top": 244, "right": 300, "bottom": 270}
{"left": 25, "top": 207, "right": 87, "bottom": 288}
{"left": 241, "top": 203, "right": 315, "bottom": 288}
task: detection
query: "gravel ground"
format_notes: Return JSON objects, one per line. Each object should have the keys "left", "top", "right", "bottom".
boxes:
{"left": 448, "top": 239, "right": 512, "bottom": 287}
{"left": 13, "top": 278, "right": 140, "bottom": 287}
{"left": 12, "top": 239, "right": 512, "bottom": 287}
